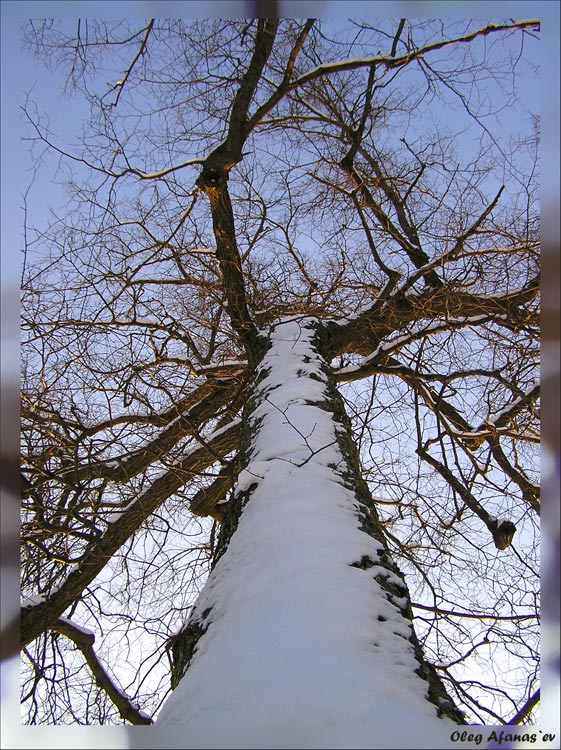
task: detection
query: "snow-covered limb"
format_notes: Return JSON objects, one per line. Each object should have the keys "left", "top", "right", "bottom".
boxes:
{"left": 20, "top": 419, "right": 241, "bottom": 648}
{"left": 196, "top": 359, "right": 248, "bottom": 376}
{"left": 412, "top": 602, "right": 538, "bottom": 623}
{"left": 52, "top": 617, "right": 153, "bottom": 724}
{"left": 325, "top": 274, "right": 539, "bottom": 359}
{"left": 335, "top": 325, "right": 455, "bottom": 378}
{"left": 102, "top": 20, "right": 154, "bottom": 109}
{"left": 246, "top": 21, "right": 539, "bottom": 141}
{"left": 333, "top": 318, "right": 497, "bottom": 383}
{"left": 22, "top": 107, "right": 206, "bottom": 180}
{"left": 190, "top": 454, "right": 241, "bottom": 521}
{"left": 20, "top": 593, "right": 46, "bottom": 608}
{"left": 52, "top": 378, "right": 241, "bottom": 487}
{"left": 486, "top": 384, "right": 540, "bottom": 429}
{"left": 103, "top": 418, "right": 242, "bottom": 523}
{"left": 289, "top": 21, "right": 539, "bottom": 90}
{"left": 57, "top": 616, "right": 95, "bottom": 637}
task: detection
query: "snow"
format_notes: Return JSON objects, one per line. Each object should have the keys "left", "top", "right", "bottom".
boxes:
{"left": 198, "top": 359, "right": 247, "bottom": 371}
{"left": 156, "top": 318, "right": 459, "bottom": 748}
{"left": 20, "top": 593, "right": 46, "bottom": 607}
{"left": 486, "top": 387, "right": 537, "bottom": 425}
{"left": 99, "top": 419, "right": 241, "bottom": 528}
{"left": 494, "top": 519, "right": 510, "bottom": 530}
{"left": 58, "top": 616, "right": 95, "bottom": 637}
{"left": 335, "top": 329, "right": 416, "bottom": 375}
{"left": 21, "top": 563, "right": 81, "bottom": 606}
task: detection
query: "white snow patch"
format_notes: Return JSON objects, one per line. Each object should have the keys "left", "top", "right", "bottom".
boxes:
{"left": 20, "top": 593, "right": 46, "bottom": 607}
{"left": 58, "top": 616, "right": 95, "bottom": 637}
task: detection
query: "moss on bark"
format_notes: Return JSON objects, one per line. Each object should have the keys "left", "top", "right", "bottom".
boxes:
{"left": 310, "top": 321, "right": 465, "bottom": 723}
{"left": 169, "top": 343, "right": 272, "bottom": 690}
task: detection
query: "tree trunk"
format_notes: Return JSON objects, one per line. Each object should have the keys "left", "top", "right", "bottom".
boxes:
{"left": 157, "top": 317, "right": 464, "bottom": 747}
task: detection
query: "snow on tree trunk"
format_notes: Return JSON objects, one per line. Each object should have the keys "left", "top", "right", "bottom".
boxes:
{"left": 157, "top": 317, "right": 464, "bottom": 747}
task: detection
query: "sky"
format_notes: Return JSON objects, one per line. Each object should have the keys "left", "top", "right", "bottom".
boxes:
{"left": 0, "top": 1, "right": 559, "bottom": 748}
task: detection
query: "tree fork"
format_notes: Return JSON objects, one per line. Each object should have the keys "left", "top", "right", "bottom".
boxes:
{"left": 195, "top": 170, "right": 264, "bottom": 364}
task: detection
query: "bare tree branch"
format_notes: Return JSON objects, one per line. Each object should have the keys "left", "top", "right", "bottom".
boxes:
{"left": 21, "top": 420, "right": 241, "bottom": 647}
{"left": 506, "top": 689, "right": 540, "bottom": 725}
{"left": 52, "top": 617, "right": 153, "bottom": 724}
{"left": 102, "top": 19, "right": 154, "bottom": 108}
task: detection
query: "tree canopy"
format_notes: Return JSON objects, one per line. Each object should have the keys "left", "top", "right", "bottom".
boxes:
{"left": 20, "top": 17, "right": 540, "bottom": 727}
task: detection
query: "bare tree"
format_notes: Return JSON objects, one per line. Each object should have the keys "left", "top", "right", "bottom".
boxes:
{"left": 19, "top": 17, "right": 540, "bottom": 737}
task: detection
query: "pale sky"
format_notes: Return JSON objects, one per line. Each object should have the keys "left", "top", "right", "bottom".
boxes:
{"left": 1, "top": 2, "right": 559, "bottom": 746}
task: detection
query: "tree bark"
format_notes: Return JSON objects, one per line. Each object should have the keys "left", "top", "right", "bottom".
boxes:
{"left": 159, "top": 317, "right": 464, "bottom": 743}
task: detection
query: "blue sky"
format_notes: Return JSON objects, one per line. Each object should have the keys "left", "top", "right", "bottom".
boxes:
{"left": 2, "top": 1, "right": 556, "bottom": 286}
{"left": 1, "top": 0, "right": 558, "bottom": 285}
{"left": 1, "top": 1, "right": 557, "bottom": 386}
